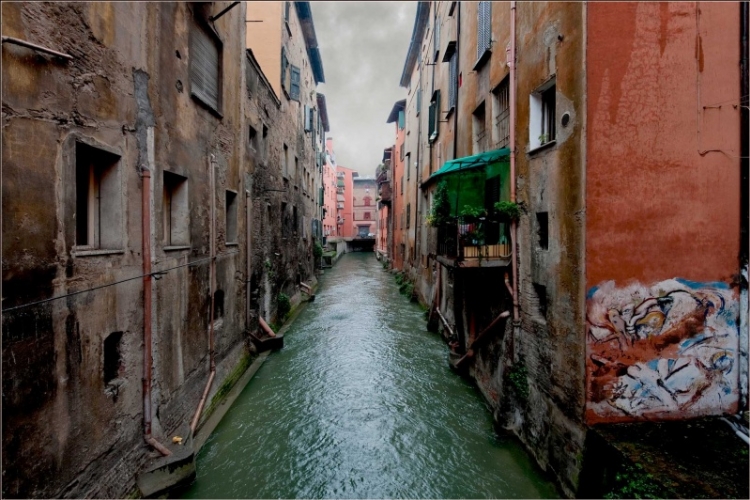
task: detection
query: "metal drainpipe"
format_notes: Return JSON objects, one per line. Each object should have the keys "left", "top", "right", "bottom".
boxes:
{"left": 190, "top": 154, "right": 217, "bottom": 435}
{"left": 453, "top": 2, "right": 461, "bottom": 161}
{"left": 246, "top": 187, "right": 252, "bottom": 333}
{"left": 141, "top": 152, "right": 171, "bottom": 456}
{"left": 509, "top": 1, "right": 520, "bottom": 357}
{"left": 740, "top": 1, "right": 749, "bottom": 410}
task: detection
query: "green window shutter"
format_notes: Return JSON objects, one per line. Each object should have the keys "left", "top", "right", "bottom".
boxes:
{"left": 290, "top": 65, "right": 301, "bottom": 101}
{"left": 398, "top": 110, "right": 405, "bottom": 130}
{"left": 319, "top": 186, "right": 324, "bottom": 205}
{"left": 429, "top": 90, "right": 441, "bottom": 142}
{"left": 281, "top": 48, "right": 288, "bottom": 92}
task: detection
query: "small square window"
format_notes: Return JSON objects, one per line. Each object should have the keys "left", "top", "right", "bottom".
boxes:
{"left": 226, "top": 190, "right": 238, "bottom": 244}
{"left": 529, "top": 79, "right": 556, "bottom": 150}
{"left": 536, "top": 212, "right": 549, "bottom": 250}
{"left": 472, "top": 101, "right": 487, "bottom": 155}
{"left": 533, "top": 283, "right": 548, "bottom": 320}
{"left": 163, "top": 171, "right": 189, "bottom": 247}
{"left": 75, "top": 142, "right": 122, "bottom": 249}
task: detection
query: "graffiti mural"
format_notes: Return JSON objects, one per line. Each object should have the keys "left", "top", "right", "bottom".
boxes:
{"left": 586, "top": 278, "right": 739, "bottom": 423}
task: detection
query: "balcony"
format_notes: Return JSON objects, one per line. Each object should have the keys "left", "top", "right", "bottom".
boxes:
{"left": 437, "top": 218, "right": 511, "bottom": 268}
{"left": 378, "top": 182, "right": 392, "bottom": 204}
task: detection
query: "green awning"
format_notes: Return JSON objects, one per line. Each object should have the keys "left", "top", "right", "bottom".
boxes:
{"left": 428, "top": 147, "right": 511, "bottom": 182}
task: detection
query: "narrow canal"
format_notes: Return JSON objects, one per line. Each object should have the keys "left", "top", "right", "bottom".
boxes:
{"left": 180, "top": 253, "right": 558, "bottom": 499}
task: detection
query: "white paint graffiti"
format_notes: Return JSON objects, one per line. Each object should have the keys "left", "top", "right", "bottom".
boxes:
{"left": 586, "top": 278, "right": 739, "bottom": 422}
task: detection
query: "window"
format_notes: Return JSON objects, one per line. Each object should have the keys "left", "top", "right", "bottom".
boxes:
{"left": 283, "top": 144, "right": 289, "bottom": 178}
{"left": 533, "top": 283, "right": 547, "bottom": 320}
{"left": 475, "top": 1, "right": 492, "bottom": 69}
{"left": 290, "top": 65, "right": 301, "bottom": 101}
{"left": 295, "top": 156, "right": 299, "bottom": 184}
{"left": 398, "top": 110, "right": 405, "bottom": 130}
{"left": 448, "top": 51, "right": 458, "bottom": 110}
{"left": 103, "top": 331, "right": 124, "bottom": 385}
{"left": 226, "top": 190, "right": 238, "bottom": 244}
{"left": 213, "top": 289, "right": 225, "bottom": 319}
{"left": 189, "top": 18, "right": 222, "bottom": 113}
{"left": 401, "top": 175, "right": 404, "bottom": 194}
{"left": 416, "top": 88, "right": 422, "bottom": 116}
{"left": 406, "top": 152, "right": 411, "bottom": 179}
{"left": 364, "top": 196, "right": 371, "bottom": 206}
{"left": 433, "top": 19, "right": 440, "bottom": 62}
{"left": 428, "top": 90, "right": 441, "bottom": 142}
{"left": 293, "top": 205, "right": 298, "bottom": 233}
{"left": 163, "top": 171, "right": 189, "bottom": 247}
{"left": 281, "top": 47, "right": 290, "bottom": 95}
{"left": 536, "top": 212, "right": 549, "bottom": 249}
{"left": 492, "top": 78, "right": 510, "bottom": 148}
{"left": 400, "top": 143, "right": 405, "bottom": 162}
{"left": 364, "top": 212, "right": 371, "bottom": 220}
{"left": 406, "top": 203, "right": 411, "bottom": 229}
{"left": 529, "top": 79, "right": 556, "bottom": 149}
{"left": 284, "top": 1, "right": 290, "bottom": 23}
{"left": 75, "top": 142, "right": 122, "bottom": 249}
{"left": 472, "top": 101, "right": 487, "bottom": 154}
{"left": 248, "top": 124, "right": 257, "bottom": 151}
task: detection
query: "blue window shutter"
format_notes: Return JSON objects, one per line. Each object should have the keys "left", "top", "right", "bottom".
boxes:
{"left": 398, "top": 110, "right": 405, "bottom": 130}
{"left": 290, "top": 65, "right": 301, "bottom": 101}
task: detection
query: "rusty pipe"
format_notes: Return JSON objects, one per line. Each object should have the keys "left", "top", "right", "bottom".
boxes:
{"left": 141, "top": 168, "right": 170, "bottom": 456}
{"left": 259, "top": 316, "right": 276, "bottom": 338}
{"left": 190, "top": 370, "right": 215, "bottom": 433}
{"left": 436, "top": 307, "right": 455, "bottom": 339}
{"left": 1, "top": 35, "right": 73, "bottom": 60}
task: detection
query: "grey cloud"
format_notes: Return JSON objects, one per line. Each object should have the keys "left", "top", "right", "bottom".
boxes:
{"left": 311, "top": 1, "right": 417, "bottom": 176}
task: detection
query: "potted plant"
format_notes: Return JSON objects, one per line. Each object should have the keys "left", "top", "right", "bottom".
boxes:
{"left": 493, "top": 201, "right": 521, "bottom": 222}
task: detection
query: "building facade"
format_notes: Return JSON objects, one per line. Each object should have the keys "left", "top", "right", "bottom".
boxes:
{"left": 352, "top": 177, "right": 378, "bottom": 237}
{"left": 386, "top": 2, "right": 748, "bottom": 496}
{"left": 336, "top": 165, "right": 357, "bottom": 238}
{"left": 2, "top": 1, "right": 329, "bottom": 497}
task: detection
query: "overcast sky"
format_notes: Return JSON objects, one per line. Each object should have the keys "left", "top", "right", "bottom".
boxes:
{"left": 311, "top": 1, "right": 417, "bottom": 177}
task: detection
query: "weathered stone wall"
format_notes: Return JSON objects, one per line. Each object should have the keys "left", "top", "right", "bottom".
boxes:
{"left": 1, "top": 2, "right": 260, "bottom": 497}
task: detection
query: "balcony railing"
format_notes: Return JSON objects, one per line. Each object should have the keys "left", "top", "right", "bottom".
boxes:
{"left": 437, "top": 218, "right": 512, "bottom": 267}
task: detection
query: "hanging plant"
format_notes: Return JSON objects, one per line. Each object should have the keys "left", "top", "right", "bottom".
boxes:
{"left": 427, "top": 180, "right": 452, "bottom": 227}
{"left": 459, "top": 204, "right": 486, "bottom": 221}
{"left": 494, "top": 201, "right": 521, "bottom": 221}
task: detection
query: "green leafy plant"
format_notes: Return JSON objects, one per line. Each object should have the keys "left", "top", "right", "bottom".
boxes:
{"left": 603, "top": 464, "right": 667, "bottom": 499}
{"left": 506, "top": 362, "right": 529, "bottom": 402}
{"left": 494, "top": 201, "right": 521, "bottom": 220}
{"left": 277, "top": 292, "right": 291, "bottom": 320}
{"left": 459, "top": 204, "right": 486, "bottom": 219}
{"left": 427, "top": 180, "right": 452, "bottom": 227}
{"left": 313, "top": 242, "right": 323, "bottom": 259}
{"left": 539, "top": 133, "right": 548, "bottom": 144}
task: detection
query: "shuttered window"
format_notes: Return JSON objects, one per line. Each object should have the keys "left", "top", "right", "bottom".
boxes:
{"left": 433, "top": 20, "right": 440, "bottom": 62}
{"left": 476, "top": 2, "right": 492, "bottom": 63}
{"left": 304, "top": 105, "right": 311, "bottom": 132}
{"left": 190, "top": 21, "right": 222, "bottom": 112}
{"left": 281, "top": 47, "right": 289, "bottom": 94}
{"left": 429, "top": 89, "right": 441, "bottom": 142}
{"left": 448, "top": 51, "right": 458, "bottom": 110}
{"left": 290, "top": 65, "right": 301, "bottom": 101}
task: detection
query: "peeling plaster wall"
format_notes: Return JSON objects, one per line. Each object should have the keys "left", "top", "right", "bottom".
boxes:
{"left": 585, "top": 2, "right": 744, "bottom": 422}
{"left": 1, "top": 3, "right": 253, "bottom": 497}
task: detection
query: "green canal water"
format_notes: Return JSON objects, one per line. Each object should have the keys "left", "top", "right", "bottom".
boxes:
{"left": 179, "top": 253, "right": 559, "bottom": 499}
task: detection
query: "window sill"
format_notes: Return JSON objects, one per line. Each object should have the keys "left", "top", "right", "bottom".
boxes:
{"left": 226, "top": 242, "right": 238, "bottom": 247}
{"left": 190, "top": 92, "right": 223, "bottom": 119}
{"left": 472, "top": 49, "right": 491, "bottom": 71}
{"left": 527, "top": 140, "right": 557, "bottom": 156}
{"left": 445, "top": 106, "right": 455, "bottom": 119}
{"left": 73, "top": 248, "right": 125, "bottom": 257}
{"left": 164, "top": 245, "right": 191, "bottom": 252}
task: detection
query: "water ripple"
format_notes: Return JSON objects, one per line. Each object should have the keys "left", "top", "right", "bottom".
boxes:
{"left": 180, "top": 253, "right": 558, "bottom": 499}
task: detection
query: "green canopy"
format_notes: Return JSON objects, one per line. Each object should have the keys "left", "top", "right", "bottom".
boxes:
{"left": 428, "top": 147, "right": 510, "bottom": 182}
{"left": 426, "top": 148, "right": 511, "bottom": 218}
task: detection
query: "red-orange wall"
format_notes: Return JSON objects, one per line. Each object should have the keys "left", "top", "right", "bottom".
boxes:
{"left": 585, "top": 2, "right": 742, "bottom": 423}
{"left": 586, "top": 1, "right": 740, "bottom": 287}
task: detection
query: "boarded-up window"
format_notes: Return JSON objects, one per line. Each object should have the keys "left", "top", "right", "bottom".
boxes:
{"left": 290, "top": 65, "right": 301, "bottom": 101}
{"left": 190, "top": 20, "right": 221, "bottom": 112}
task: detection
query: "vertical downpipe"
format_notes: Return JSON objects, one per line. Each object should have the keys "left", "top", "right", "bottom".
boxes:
{"left": 509, "top": 1, "right": 520, "bottom": 359}
{"left": 246, "top": 187, "right": 252, "bottom": 331}
{"left": 142, "top": 127, "right": 170, "bottom": 456}
{"left": 190, "top": 155, "right": 217, "bottom": 435}
{"left": 739, "top": 1, "right": 749, "bottom": 410}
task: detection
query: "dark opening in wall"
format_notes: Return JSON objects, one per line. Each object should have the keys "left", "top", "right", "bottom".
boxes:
{"left": 213, "top": 289, "right": 225, "bottom": 319}
{"left": 536, "top": 212, "right": 549, "bottom": 249}
{"left": 533, "top": 283, "right": 547, "bottom": 320}
{"left": 103, "top": 331, "right": 124, "bottom": 385}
